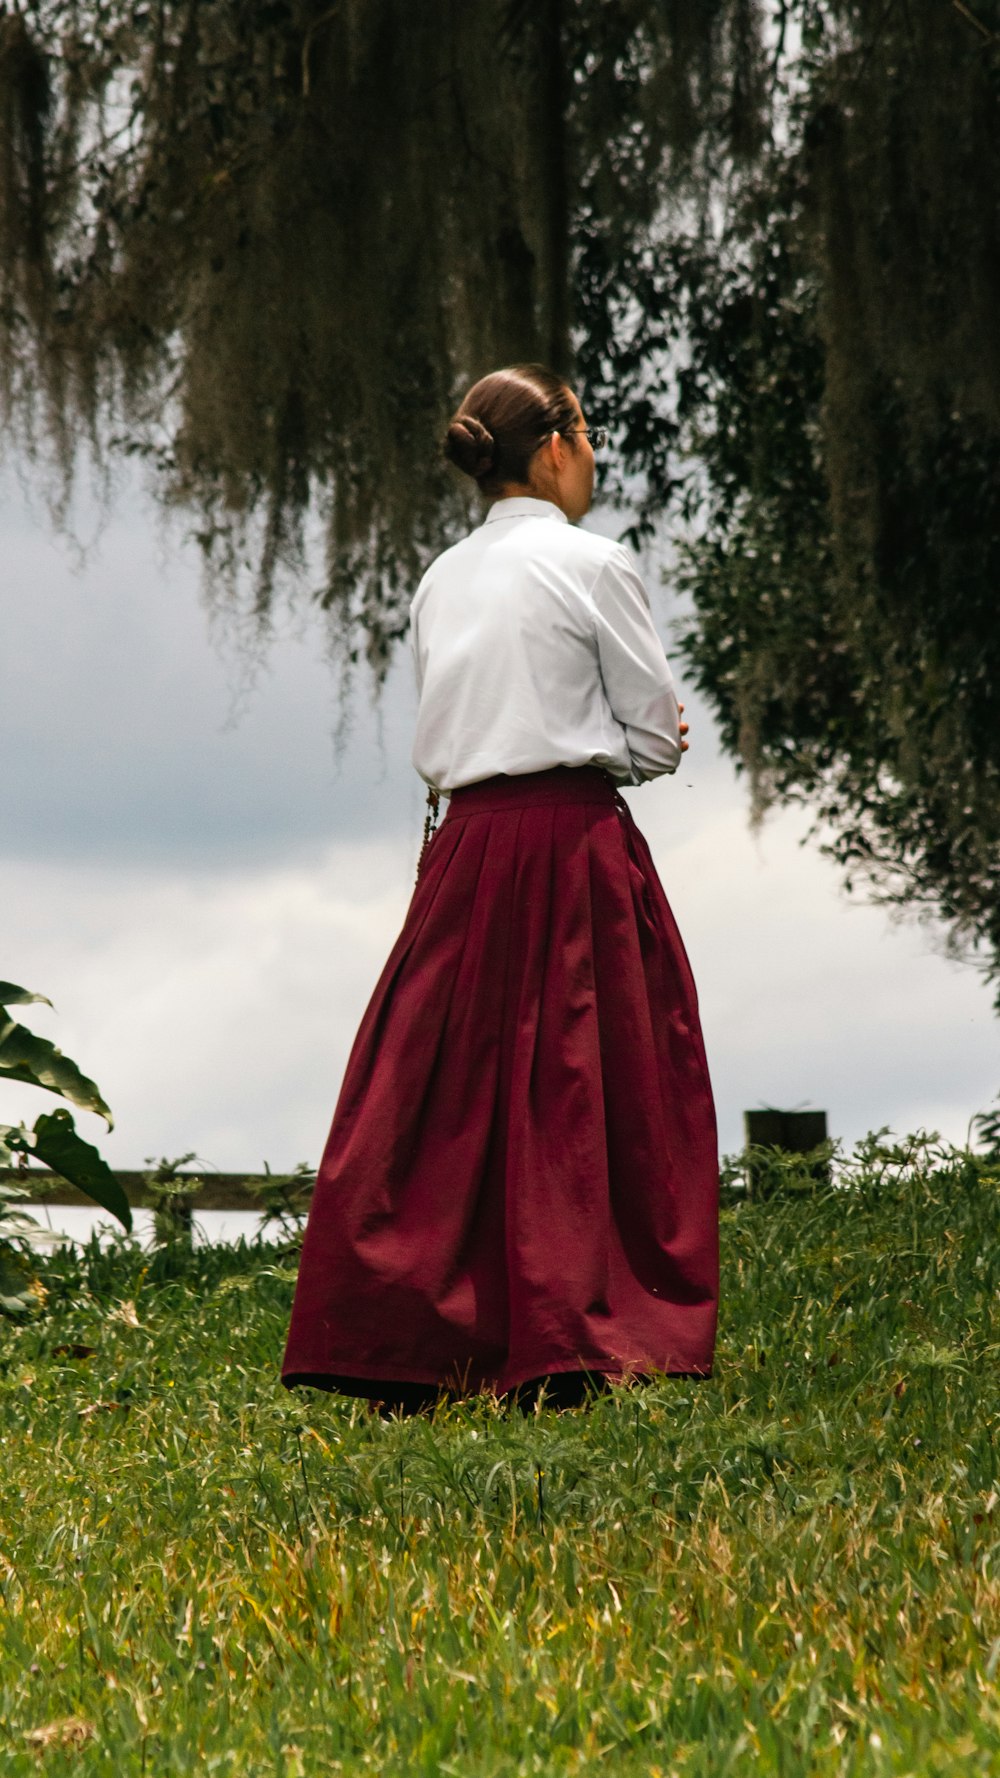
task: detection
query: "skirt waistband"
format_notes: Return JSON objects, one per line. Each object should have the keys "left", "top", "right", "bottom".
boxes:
{"left": 443, "top": 765, "right": 623, "bottom": 815}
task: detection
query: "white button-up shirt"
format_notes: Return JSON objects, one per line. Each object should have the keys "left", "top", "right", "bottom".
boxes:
{"left": 409, "top": 495, "right": 682, "bottom": 793}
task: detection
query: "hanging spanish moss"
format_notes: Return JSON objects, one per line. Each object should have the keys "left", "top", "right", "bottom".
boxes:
{"left": 2, "top": 0, "right": 998, "bottom": 1004}
{"left": 0, "top": 0, "right": 762, "bottom": 674}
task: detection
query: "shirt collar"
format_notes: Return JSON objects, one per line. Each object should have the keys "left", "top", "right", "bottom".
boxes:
{"left": 481, "top": 496, "right": 569, "bottom": 527}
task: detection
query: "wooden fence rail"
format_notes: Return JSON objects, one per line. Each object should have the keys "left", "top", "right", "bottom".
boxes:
{"left": 0, "top": 1169, "right": 272, "bottom": 1212}
{"left": 3, "top": 1114, "right": 830, "bottom": 1216}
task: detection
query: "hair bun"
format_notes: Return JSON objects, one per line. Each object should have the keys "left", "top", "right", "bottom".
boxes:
{"left": 443, "top": 414, "right": 495, "bottom": 478}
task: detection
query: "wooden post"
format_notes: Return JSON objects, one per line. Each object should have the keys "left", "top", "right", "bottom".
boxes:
{"left": 743, "top": 1110, "right": 830, "bottom": 1195}
{"left": 744, "top": 1110, "right": 828, "bottom": 1152}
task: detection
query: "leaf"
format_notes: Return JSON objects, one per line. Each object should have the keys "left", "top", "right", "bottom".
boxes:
{"left": 0, "top": 1013, "right": 113, "bottom": 1127}
{"left": 25, "top": 1110, "right": 132, "bottom": 1233}
{"left": 0, "top": 1180, "right": 72, "bottom": 1250}
{"left": 0, "top": 1245, "right": 41, "bottom": 1314}
{"left": 0, "top": 983, "right": 53, "bottom": 1009}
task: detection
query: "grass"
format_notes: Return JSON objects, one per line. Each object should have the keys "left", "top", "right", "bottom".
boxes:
{"left": 1, "top": 1129, "right": 999, "bottom": 1775}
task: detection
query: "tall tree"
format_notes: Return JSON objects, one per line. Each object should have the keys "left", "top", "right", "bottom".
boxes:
{"left": 0, "top": 0, "right": 759, "bottom": 665}
{"left": 1, "top": 0, "right": 998, "bottom": 1006}
{"left": 594, "top": 1, "right": 1000, "bottom": 1011}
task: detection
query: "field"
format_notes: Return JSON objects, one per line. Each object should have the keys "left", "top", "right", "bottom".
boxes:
{"left": 1, "top": 1130, "right": 999, "bottom": 1776}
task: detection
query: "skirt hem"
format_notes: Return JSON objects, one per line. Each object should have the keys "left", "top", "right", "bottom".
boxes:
{"left": 281, "top": 1355, "right": 714, "bottom": 1398}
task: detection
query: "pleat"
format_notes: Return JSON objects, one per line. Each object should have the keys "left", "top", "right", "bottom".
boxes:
{"left": 324, "top": 813, "right": 488, "bottom": 1187}
{"left": 282, "top": 769, "right": 719, "bottom": 1395}
{"left": 617, "top": 804, "right": 719, "bottom": 1310}
{"left": 393, "top": 808, "right": 525, "bottom": 1364}
{"left": 285, "top": 814, "right": 511, "bottom": 1385}
{"left": 503, "top": 802, "right": 614, "bottom": 1380}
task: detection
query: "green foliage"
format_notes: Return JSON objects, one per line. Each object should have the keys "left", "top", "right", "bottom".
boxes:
{"left": 664, "top": 136, "right": 1000, "bottom": 1006}
{"left": 578, "top": 2, "right": 1000, "bottom": 1007}
{"left": 241, "top": 1160, "right": 315, "bottom": 1247}
{"left": 0, "top": 1, "right": 763, "bottom": 674}
{"left": 722, "top": 1138, "right": 837, "bottom": 1202}
{"left": 0, "top": 1179, "right": 60, "bottom": 1313}
{"left": 0, "top": 985, "right": 128, "bottom": 1298}
{"left": 0, "top": 987, "right": 113, "bottom": 1125}
{"left": 1, "top": 1132, "right": 998, "bottom": 1771}
{"left": 141, "top": 1153, "right": 203, "bottom": 1253}
{"left": 0, "top": 983, "right": 52, "bottom": 1007}
{"left": 4, "top": 1109, "right": 130, "bottom": 1228}
{"left": 971, "top": 1097, "right": 1000, "bottom": 1161}
{"left": 1, "top": 2, "right": 998, "bottom": 988}
{"left": 136, "top": 1154, "right": 316, "bottom": 1257}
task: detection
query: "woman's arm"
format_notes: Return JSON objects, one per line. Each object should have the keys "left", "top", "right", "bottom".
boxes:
{"left": 588, "top": 544, "right": 684, "bottom": 782}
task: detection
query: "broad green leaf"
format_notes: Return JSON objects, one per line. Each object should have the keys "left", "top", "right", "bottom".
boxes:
{"left": 0, "top": 984, "right": 53, "bottom": 1010}
{"left": 0, "top": 1015, "right": 113, "bottom": 1128}
{"left": 26, "top": 1110, "right": 131, "bottom": 1233}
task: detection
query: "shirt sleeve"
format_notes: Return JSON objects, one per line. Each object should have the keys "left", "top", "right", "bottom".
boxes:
{"left": 588, "top": 544, "right": 682, "bottom": 782}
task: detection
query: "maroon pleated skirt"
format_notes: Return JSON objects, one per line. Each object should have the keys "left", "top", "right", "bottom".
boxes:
{"left": 281, "top": 764, "right": 719, "bottom": 1399}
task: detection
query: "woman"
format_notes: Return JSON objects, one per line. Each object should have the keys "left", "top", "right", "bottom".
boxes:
{"left": 281, "top": 364, "right": 719, "bottom": 1412}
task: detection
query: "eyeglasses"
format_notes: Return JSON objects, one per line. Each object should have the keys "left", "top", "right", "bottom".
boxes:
{"left": 544, "top": 424, "right": 608, "bottom": 451}
{"left": 565, "top": 425, "right": 609, "bottom": 449}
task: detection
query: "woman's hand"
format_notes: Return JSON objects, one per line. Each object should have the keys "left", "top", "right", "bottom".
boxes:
{"left": 679, "top": 701, "right": 689, "bottom": 752}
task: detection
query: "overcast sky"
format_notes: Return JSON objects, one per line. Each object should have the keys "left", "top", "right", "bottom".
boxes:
{"left": 3, "top": 457, "right": 998, "bottom": 1174}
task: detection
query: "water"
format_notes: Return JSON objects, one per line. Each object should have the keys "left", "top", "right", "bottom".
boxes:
{"left": 24, "top": 1203, "right": 270, "bottom": 1250}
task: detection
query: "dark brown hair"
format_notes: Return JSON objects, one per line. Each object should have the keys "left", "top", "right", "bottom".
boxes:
{"left": 442, "top": 364, "right": 580, "bottom": 496}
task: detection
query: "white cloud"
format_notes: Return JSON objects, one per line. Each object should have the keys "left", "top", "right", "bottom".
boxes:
{"left": 3, "top": 843, "right": 417, "bottom": 1171}
{"left": 630, "top": 787, "right": 999, "bottom": 1153}
{"left": 5, "top": 798, "right": 997, "bottom": 1174}
{"left": 3, "top": 467, "right": 997, "bottom": 1179}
